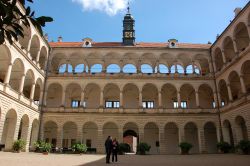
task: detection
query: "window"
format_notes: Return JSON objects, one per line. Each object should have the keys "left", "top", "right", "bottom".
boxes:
{"left": 212, "top": 101, "right": 216, "bottom": 108}
{"left": 34, "top": 100, "right": 40, "bottom": 105}
{"left": 181, "top": 101, "right": 187, "bottom": 108}
{"left": 173, "top": 101, "right": 178, "bottom": 108}
{"left": 221, "top": 101, "right": 225, "bottom": 107}
{"left": 105, "top": 101, "right": 120, "bottom": 108}
{"left": 142, "top": 101, "right": 154, "bottom": 109}
{"left": 71, "top": 100, "right": 80, "bottom": 108}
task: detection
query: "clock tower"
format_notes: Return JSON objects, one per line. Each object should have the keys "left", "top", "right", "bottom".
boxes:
{"left": 123, "top": 3, "right": 135, "bottom": 46}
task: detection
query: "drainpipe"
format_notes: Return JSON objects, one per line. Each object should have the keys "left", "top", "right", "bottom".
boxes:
{"left": 210, "top": 48, "right": 224, "bottom": 142}
{"left": 38, "top": 47, "right": 51, "bottom": 141}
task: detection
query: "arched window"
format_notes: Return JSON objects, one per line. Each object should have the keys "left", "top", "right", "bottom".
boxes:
{"left": 75, "top": 64, "right": 85, "bottom": 73}
{"left": 170, "top": 65, "right": 176, "bottom": 73}
{"left": 141, "top": 64, "right": 153, "bottom": 74}
{"left": 176, "top": 65, "right": 184, "bottom": 74}
{"left": 107, "top": 64, "right": 121, "bottom": 73}
{"left": 123, "top": 64, "right": 137, "bottom": 73}
{"left": 59, "top": 64, "right": 73, "bottom": 73}
{"left": 90, "top": 64, "right": 102, "bottom": 73}
{"left": 158, "top": 64, "right": 169, "bottom": 74}
{"left": 186, "top": 65, "right": 193, "bottom": 74}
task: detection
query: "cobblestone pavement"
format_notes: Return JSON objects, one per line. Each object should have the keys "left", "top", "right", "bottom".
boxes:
{"left": 0, "top": 152, "right": 250, "bottom": 166}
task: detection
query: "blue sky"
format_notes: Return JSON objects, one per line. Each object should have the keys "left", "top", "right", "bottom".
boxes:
{"left": 31, "top": 0, "right": 249, "bottom": 44}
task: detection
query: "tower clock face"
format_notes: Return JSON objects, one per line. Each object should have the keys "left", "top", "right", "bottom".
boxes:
{"left": 125, "top": 32, "right": 133, "bottom": 38}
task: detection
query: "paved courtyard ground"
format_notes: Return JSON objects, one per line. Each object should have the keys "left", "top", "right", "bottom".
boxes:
{"left": 0, "top": 152, "right": 250, "bottom": 166}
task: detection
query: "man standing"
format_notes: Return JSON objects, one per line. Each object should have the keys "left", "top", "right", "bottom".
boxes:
{"left": 105, "top": 136, "right": 113, "bottom": 164}
{"left": 112, "top": 138, "right": 119, "bottom": 162}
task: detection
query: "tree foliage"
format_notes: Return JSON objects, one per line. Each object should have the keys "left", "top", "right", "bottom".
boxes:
{"left": 0, "top": 0, "right": 53, "bottom": 45}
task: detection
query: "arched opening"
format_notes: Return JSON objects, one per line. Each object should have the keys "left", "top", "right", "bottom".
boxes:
{"left": 144, "top": 122, "right": 159, "bottom": 154}
{"left": 63, "top": 122, "right": 77, "bottom": 148}
{"left": 204, "top": 122, "right": 217, "bottom": 153}
{"left": 34, "top": 78, "right": 42, "bottom": 105}
{"left": 228, "top": 71, "right": 242, "bottom": 100}
{"left": 123, "top": 64, "right": 137, "bottom": 74}
{"left": 184, "top": 122, "right": 199, "bottom": 153}
{"left": 194, "top": 55, "right": 210, "bottom": 75}
{"left": 142, "top": 84, "right": 158, "bottom": 109}
{"left": 90, "top": 64, "right": 102, "bottom": 73}
{"left": 234, "top": 22, "right": 250, "bottom": 53}
{"left": 165, "top": 122, "right": 179, "bottom": 154}
{"left": 214, "top": 48, "right": 224, "bottom": 72}
{"left": 29, "top": 119, "right": 39, "bottom": 150}
{"left": 123, "top": 122, "right": 139, "bottom": 153}
{"left": 38, "top": 47, "right": 47, "bottom": 71}
{"left": 18, "top": 25, "right": 31, "bottom": 50}
{"left": 44, "top": 121, "right": 58, "bottom": 147}
{"left": 107, "top": 64, "right": 121, "bottom": 73}
{"left": 161, "top": 84, "right": 177, "bottom": 109}
{"left": 218, "top": 80, "right": 229, "bottom": 106}
{"left": 9, "top": 59, "right": 24, "bottom": 92}
{"left": 158, "top": 64, "right": 169, "bottom": 74}
{"left": 0, "top": 45, "right": 11, "bottom": 83}
{"left": 18, "top": 115, "right": 29, "bottom": 151}
{"left": 50, "top": 53, "right": 67, "bottom": 74}
{"left": 1, "top": 109, "right": 17, "bottom": 150}
{"left": 141, "top": 64, "right": 153, "bottom": 74}
{"left": 186, "top": 64, "right": 200, "bottom": 75}
{"left": 23, "top": 70, "right": 35, "bottom": 99}
{"left": 75, "top": 64, "right": 85, "bottom": 73}
{"left": 176, "top": 64, "right": 184, "bottom": 74}
{"left": 59, "top": 64, "right": 73, "bottom": 74}
{"left": 103, "top": 122, "right": 119, "bottom": 142}
{"left": 29, "top": 35, "right": 40, "bottom": 61}
{"left": 46, "top": 83, "right": 63, "bottom": 107}
{"left": 104, "top": 84, "right": 120, "bottom": 109}
{"left": 241, "top": 60, "right": 250, "bottom": 94}
{"left": 65, "top": 83, "right": 81, "bottom": 108}
{"left": 223, "top": 120, "right": 234, "bottom": 146}
{"left": 235, "top": 116, "right": 248, "bottom": 141}
{"left": 198, "top": 84, "right": 214, "bottom": 108}
{"left": 223, "top": 37, "right": 235, "bottom": 63}
{"left": 84, "top": 83, "right": 100, "bottom": 108}
{"left": 180, "top": 84, "right": 196, "bottom": 108}
{"left": 123, "top": 83, "right": 139, "bottom": 109}
{"left": 82, "top": 122, "right": 98, "bottom": 149}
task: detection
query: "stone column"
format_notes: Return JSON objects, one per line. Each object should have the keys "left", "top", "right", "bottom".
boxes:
{"left": 35, "top": 50, "right": 41, "bottom": 64}
{"left": 43, "top": 90, "right": 47, "bottom": 106}
{"left": 159, "top": 127, "right": 166, "bottom": 154}
{"left": 139, "top": 127, "right": 144, "bottom": 143}
{"left": 213, "top": 92, "right": 218, "bottom": 108}
{"left": 76, "top": 125, "right": 82, "bottom": 143}
{"left": 213, "top": 60, "right": 217, "bottom": 72}
{"left": 239, "top": 75, "right": 247, "bottom": 94}
{"left": 177, "top": 91, "right": 181, "bottom": 108}
{"left": 139, "top": 91, "right": 142, "bottom": 108}
{"left": 158, "top": 91, "right": 162, "bottom": 108}
{"left": 217, "top": 92, "right": 222, "bottom": 107}
{"left": 221, "top": 50, "right": 227, "bottom": 64}
{"left": 0, "top": 112, "right": 6, "bottom": 142}
{"left": 30, "top": 83, "right": 36, "bottom": 100}
{"left": 4, "top": 63, "right": 13, "bottom": 85}
{"left": 208, "top": 60, "right": 213, "bottom": 73}
{"left": 97, "top": 128, "right": 104, "bottom": 154}
{"left": 120, "top": 91, "right": 123, "bottom": 108}
{"left": 80, "top": 91, "right": 85, "bottom": 107}
{"left": 227, "top": 84, "right": 233, "bottom": 101}
{"left": 178, "top": 125, "right": 185, "bottom": 153}
{"left": 118, "top": 128, "right": 123, "bottom": 144}
{"left": 198, "top": 127, "right": 206, "bottom": 153}
{"left": 174, "top": 63, "right": 178, "bottom": 73}
{"left": 195, "top": 90, "right": 200, "bottom": 108}
{"left": 56, "top": 125, "right": 63, "bottom": 148}
{"left": 61, "top": 90, "right": 66, "bottom": 107}
{"left": 18, "top": 74, "right": 26, "bottom": 93}
{"left": 24, "top": 124, "right": 32, "bottom": 152}
{"left": 232, "top": 39, "right": 239, "bottom": 55}
{"left": 192, "top": 61, "right": 195, "bottom": 74}
{"left": 100, "top": 91, "right": 104, "bottom": 108}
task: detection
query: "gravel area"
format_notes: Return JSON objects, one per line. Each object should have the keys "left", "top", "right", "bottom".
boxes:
{"left": 0, "top": 152, "right": 250, "bottom": 166}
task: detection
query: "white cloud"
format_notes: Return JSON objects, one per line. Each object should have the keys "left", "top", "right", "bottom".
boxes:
{"left": 72, "top": 0, "right": 129, "bottom": 16}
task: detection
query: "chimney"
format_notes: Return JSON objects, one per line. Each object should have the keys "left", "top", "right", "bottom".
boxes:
{"left": 234, "top": 8, "right": 242, "bottom": 17}
{"left": 58, "top": 36, "right": 63, "bottom": 42}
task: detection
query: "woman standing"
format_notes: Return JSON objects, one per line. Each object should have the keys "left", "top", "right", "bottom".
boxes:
{"left": 112, "top": 138, "right": 119, "bottom": 162}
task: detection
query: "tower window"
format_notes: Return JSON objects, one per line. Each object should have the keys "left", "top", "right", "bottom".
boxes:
{"left": 71, "top": 100, "right": 80, "bottom": 108}
{"left": 143, "top": 101, "right": 154, "bottom": 109}
{"left": 105, "top": 101, "right": 120, "bottom": 108}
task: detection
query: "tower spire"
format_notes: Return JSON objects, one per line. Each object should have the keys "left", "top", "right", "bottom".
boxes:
{"left": 127, "top": 1, "right": 130, "bottom": 14}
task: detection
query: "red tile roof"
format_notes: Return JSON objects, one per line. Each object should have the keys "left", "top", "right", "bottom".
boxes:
{"left": 49, "top": 42, "right": 211, "bottom": 49}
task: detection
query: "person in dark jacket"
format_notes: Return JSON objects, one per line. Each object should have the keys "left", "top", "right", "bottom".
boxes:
{"left": 105, "top": 136, "right": 113, "bottom": 164}
{"left": 112, "top": 138, "right": 119, "bottom": 162}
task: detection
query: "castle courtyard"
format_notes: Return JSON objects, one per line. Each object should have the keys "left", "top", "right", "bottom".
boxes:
{"left": 0, "top": 152, "right": 250, "bottom": 166}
